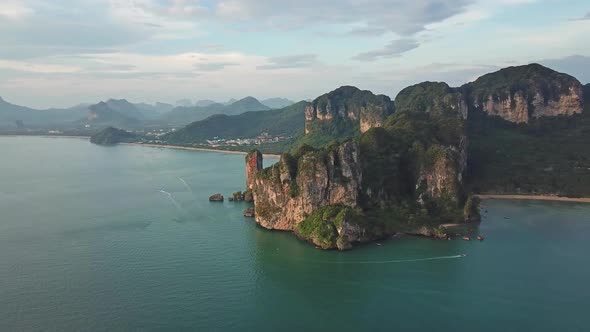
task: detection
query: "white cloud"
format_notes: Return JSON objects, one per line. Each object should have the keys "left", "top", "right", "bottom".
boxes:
{"left": 0, "top": 2, "right": 33, "bottom": 20}
{"left": 353, "top": 39, "right": 420, "bottom": 61}
{"left": 257, "top": 54, "right": 319, "bottom": 70}
{"left": 0, "top": 59, "right": 80, "bottom": 73}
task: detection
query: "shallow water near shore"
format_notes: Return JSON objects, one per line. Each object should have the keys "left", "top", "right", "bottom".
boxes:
{"left": 1, "top": 136, "right": 589, "bottom": 331}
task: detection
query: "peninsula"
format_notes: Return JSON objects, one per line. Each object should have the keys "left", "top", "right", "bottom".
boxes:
{"left": 89, "top": 64, "right": 590, "bottom": 250}
{"left": 239, "top": 64, "right": 589, "bottom": 250}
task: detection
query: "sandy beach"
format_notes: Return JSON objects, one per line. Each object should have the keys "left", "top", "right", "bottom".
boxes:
{"left": 124, "top": 143, "right": 282, "bottom": 158}
{"left": 476, "top": 194, "right": 590, "bottom": 203}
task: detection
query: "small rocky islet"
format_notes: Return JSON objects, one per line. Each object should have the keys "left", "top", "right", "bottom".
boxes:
{"left": 208, "top": 193, "right": 224, "bottom": 202}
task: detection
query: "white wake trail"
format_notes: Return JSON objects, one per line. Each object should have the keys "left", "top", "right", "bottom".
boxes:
{"left": 178, "top": 177, "right": 193, "bottom": 194}
{"left": 159, "top": 190, "right": 183, "bottom": 211}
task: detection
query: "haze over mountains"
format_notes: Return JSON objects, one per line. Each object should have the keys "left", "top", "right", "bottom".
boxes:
{"left": 0, "top": 96, "right": 295, "bottom": 129}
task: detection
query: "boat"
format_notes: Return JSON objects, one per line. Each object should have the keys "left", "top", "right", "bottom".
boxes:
{"left": 460, "top": 253, "right": 468, "bottom": 257}
{"left": 477, "top": 235, "right": 484, "bottom": 241}
{"left": 462, "top": 236, "right": 471, "bottom": 241}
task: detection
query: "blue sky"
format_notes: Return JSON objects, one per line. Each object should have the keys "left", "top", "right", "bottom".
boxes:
{"left": 0, "top": 0, "right": 589, "bottom": 108}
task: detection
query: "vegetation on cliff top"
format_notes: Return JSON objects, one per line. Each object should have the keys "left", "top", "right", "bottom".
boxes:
{"left": 394, "top": 82, "right": 465, "bottom": 117}
{"left": 90, "top": 127, "right": 137, "bottom": 145}
{"left": 463, "top": 63, "right": 581, "bottom": 103}
{"left": 312, "top": 86, "right": 393, "bottom": 116}
{"left": 296, "top": 86, "right": 394, "bottom": 149}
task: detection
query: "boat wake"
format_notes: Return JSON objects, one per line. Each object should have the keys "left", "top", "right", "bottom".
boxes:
{"left": 178, "top": 177, "right": 193, "bottom": 194}
{"left": 159, "top": 190, "right": 183, "bottom": 211}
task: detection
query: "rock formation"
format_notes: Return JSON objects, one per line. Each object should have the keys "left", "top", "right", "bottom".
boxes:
{"left": 304, "top": 86, "right": 394, "bottom": 137}
{"left": 464, "top": 64, "right": 583, "bottom": 123}
{"left": 209, "top": 194, "right": 224, "bottom": 202}
{"left": 247, "top": 141, "right": 362, "bottom": 231}
{"left": 246, "top": 150, "right": 263, "bottom": 190}
{"left": 247, "top": 121, "right": 471, "bottom": 250}
{"left": 239, "top": 63, "right": 589, "bottom": 250}
{"left": 243, "top": 208, "right": 255, "bottom": 218}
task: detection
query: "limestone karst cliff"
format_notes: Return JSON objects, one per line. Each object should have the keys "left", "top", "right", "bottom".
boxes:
{"left": 247, "top": 142, "right": 361, "bottom": 232}
{"left": 248, "top": 95, "right": 473, "bottom": 249}
{"left": 463, "top": 64, "right": 583, "bottom": 123}
{"left": 302, "top": 86, "right": 394, "bottom": 147}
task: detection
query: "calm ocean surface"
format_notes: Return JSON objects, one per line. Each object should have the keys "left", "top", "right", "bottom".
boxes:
{"left": 1, "top": 136, "right": 589, "bottom": 331}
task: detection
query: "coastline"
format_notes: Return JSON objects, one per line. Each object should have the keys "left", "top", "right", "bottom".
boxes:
{"left": 123, "top": 143, "right": 282, "bottom": 158}
{"left": 476, "top": 194, "right": 590, "bottom": 203}
{"left": 0, "top": 135, "right": 282, "bottom": 158}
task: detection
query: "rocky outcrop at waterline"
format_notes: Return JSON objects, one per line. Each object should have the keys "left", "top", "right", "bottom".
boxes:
{"left": 209, "top": 194, "right": 224, "bottom": 202}
{"left": 243, "top": 208, "right": 255, "bottom": 218}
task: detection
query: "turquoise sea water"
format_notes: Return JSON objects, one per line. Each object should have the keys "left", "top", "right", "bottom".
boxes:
{"left": 1, "top": 136, "right": 589, "bottom": 331}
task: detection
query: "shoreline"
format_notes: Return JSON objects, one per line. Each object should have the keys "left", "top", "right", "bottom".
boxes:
{"left": 0, "top": 135, "right": 281, "bottom": 158}
{"left": 476, "top": 194, "right": 590, "bottom": 203}
{"left": 123, "top": 143, "right": 282, "bottom": 158}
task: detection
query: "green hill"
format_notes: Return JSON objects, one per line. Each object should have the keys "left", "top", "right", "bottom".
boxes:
{"left": 90, "top": 127, "right": 138, "bottom": 145}
{"left": 164, "top": 101, "right": 307, "bottom": 145}
{"left": 296, "top": 86, "right": 394, "bottom": 148}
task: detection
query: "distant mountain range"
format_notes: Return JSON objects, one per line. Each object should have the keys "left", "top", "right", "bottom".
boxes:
{"left": 0, "top": 95, "right": 295, "bottom": 129}
{"left": 0, "top": 97, "right": 87, "bottom": 128}
{"left": 179, "top": 98, "right": 295, "bottom": 109}
{"left": 163, "top": 97, "right": 273, "bottom": 125}
{"left": 260, "top": 98, "right": 296, "bottom": 109}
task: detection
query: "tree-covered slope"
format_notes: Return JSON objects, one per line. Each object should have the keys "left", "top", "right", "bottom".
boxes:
{"left": 465, "top": 109, "right": 590, "bottom": 197}
{"left": 164, "top": 101, "right": 307, "bottom": 143}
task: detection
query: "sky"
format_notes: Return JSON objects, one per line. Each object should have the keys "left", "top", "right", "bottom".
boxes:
{"left": 0, "top": 0, "right": 589, "bottom": 108}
